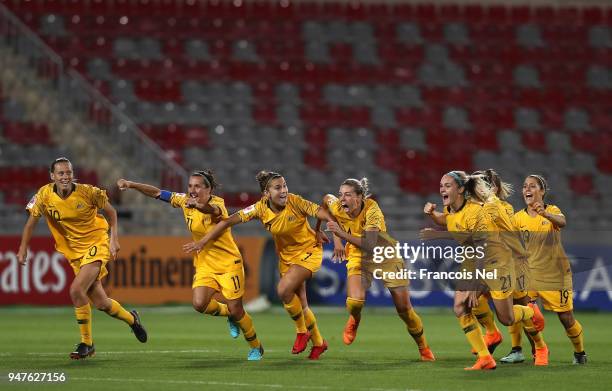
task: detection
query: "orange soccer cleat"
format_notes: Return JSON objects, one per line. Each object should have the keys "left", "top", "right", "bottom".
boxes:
{"left": 465, "top": 355, "right": 497, "bottom": 371}
{"left": 343, "top": 316, "right": 360, "bottom": 345}
{"left": 471, "top": 330, "right": 503, "bottom": 355}
{"left": 484, "top": 330, "right": 503, "bottom": 354}
{"left": 529, "top": 302, "right": 545, "bottom": 332}
{"left": 292, "top": 331, "right": 311, "bottom": 354}
{"left": 308, "top": 340, "right": 328, "bottom": 360}
{"left": 419, "top": 347, "right": 436, "bottom": 362}
{"left": 534, "top": 345, "right": 549, "bottom": 366}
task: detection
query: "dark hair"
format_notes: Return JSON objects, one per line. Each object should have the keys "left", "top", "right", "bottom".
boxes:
{"left": 341, "top": 177, "right": 370, "bottom": 198}
{"left": 472, "top": 169, "right": 513, "bottom": 200}
{"left": 256, "top": 171, "right": 283, "bottom": 192}
{"left": 50, "top": 157, "right": 71, "bottom": 173}
{"left": 446, "top": 170, "right": 491, "bottom": 203}
{"left": 191, "top": 169, "right": 218, "bottom": 191}
{"left": 527, "top": 174, "right": 548, "bottom": 196}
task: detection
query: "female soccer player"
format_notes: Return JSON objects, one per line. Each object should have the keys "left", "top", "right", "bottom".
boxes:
{"left": 424, "top": 169, "right": 541, "bottom": 359}
{"left": 17, "top": 157, "right": 147, "bottom": 360}
{"left": 511, "top": 174, "right": 587, "bottom": 365}
{"left": 322, "top": 178, "right": 435, "bottom": 362}
{"left": 423, "top": 171, "right": 546, "bottom": 370}
{"left": 183, "top": 171, "right": 335, "bottom": 360}
{"left": 117, "top": 170, "right": 264, "bottom": 360}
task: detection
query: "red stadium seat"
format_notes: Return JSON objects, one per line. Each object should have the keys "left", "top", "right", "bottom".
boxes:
{"left": 569, "top": 174, "right": 594, "bottom": 196}
{"left": 522, "top": 132, "right": 547, "bottom": 152}
{"left": 4, "top": 0, "right": 609, "bottom": 200}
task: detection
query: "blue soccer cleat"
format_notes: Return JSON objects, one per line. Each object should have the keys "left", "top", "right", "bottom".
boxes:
{"left": 247, "top": 345, "right": 264, "bottom": 361}
{"left": 228, "top": 318, "right": 240, "bottom": 339}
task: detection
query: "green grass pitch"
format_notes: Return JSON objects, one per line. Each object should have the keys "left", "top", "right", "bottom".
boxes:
{"left": 1, "top": 307, "right": 611, "bottom": 391}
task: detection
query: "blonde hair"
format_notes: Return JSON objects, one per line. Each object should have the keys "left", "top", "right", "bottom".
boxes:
{"left": 473, "top": 169, "right": 513, "bottom": 200}
{"left": 446, "top": 170, "right": 492, "bottom": 203}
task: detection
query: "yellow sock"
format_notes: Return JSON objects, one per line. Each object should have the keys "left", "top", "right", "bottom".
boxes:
{"left": 398, "top": 308, "right": 428, "bottom": 349}
{"left": 508, "top": 322, "right": 522, "bottom": 348}
{"left": 459, "top": 314, "right": 489, "bottom": 358}
{"left": 304, "top": 307, "right": 324, "bottom": 346}
{"left": 106, "top": 299, "right": 134, "bottom": 325}
{"left": 566, "top": 320, "right": 584, "bottom": 353}
{"left": 474, "top": 296, "right": 499, "bottom": 334}
{"left": 236, "top": 313, "right": 260, "bottom": 349}
{"left": 513, "top": 305, "right": 546, "bottom": 349}
{"left": 204, "top": 299, "right": 230, "bottom": 317}
{"left": 283, "top": 295, "right": 307, "bottom": 333}
{"left": 75, "top": 304, "right": 92, "bottom": 345}
{"left": 346, "top": 297, "right": 364, "bottom": 319}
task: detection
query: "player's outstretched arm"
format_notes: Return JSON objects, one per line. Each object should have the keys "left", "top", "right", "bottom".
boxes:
{"left": 182, "top": 213, "right": 242, "bottom": 254}
{"left": 17, "top": 215, "right": 40, "bottom": 265}
{"left": 423, "top": 202, "right": 447, "bottom": 227}
{"left": 185, "top": 197, "right": 222, "bottom": 219}
{"left": 317, "top": 194, "right": 345, "bottom": 260}
{"left": 103, "top": 201, "right": 120, "bottom": 260}
{"left": 117, "top": 178, "right": 161, "bottom": 199}
{"left": 326, "top": 222, "right": 378, "bottom": 253}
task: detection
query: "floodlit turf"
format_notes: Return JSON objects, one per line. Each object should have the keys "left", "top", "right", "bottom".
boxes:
{"left": 1, "top": 307, "right": 611, "bottom": 391}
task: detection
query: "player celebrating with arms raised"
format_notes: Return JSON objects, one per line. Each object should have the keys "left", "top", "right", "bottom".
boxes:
{"left": 183, "top": 171, "right": 336, "bottom": 360}
{"left": 322, "top": 178, "right": 435, "bottom": 362}
{"left": 512, "top": 174, "right": 587, "bottom": 365}
{"left": 117, "top": 170, "right": 264, "bottom": 360}
{"left": 17, "top": 157, "right": 147, "bottom": 360}
{"left": 423, "top": 171, "right": 546, "bottom": 370}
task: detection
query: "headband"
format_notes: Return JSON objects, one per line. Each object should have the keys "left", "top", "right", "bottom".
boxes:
{"left": 447, "top": 171, "right": 465, "bottom": 188}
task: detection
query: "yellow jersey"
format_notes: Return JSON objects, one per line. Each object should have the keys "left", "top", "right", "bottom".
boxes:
{"left": 170, "top": 193, "right": 242, "bottom": 273}
{"left": 443, "top": 199, "right": 486, "bottom": 244}
{"left": 326, "top": 196, "right": 390, "bottom": 263}
{"left": 26, "top": 183, "right": 110, "bottom": 260}
{"left": 501, "top": 200, "right": 514, "bottom": 217}
{"left": 238, "top": 193, "right": 320, "bottom": 262}
{"left": 512, "top": 205, "right": 572, "bottom": 289}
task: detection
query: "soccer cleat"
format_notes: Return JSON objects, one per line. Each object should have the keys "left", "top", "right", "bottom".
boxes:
{"left": 308, "top": 340, "right": 328, "bottom": 360}
{"left": 573, "top": 351, "right": 587, "bottom": 365}
{"left": 528, "top": 302, "right": 545, "bottom": 332}
{"left": 342, "top": 316, "right": 360, "bottom": 345}
{"left": 484, "top": 330, "right": 503, "bottom": 354}
{"left": 247, "top": 345, "right": 264, "bottom": 361}
{"left": 471, "top": 330, "right": 503, "bottom": 355}
{"left": 419, "top": 347, "right": 436, "bottom": 362}
{"left": 292, "top": 331, "right": 311, "bottom": 354}
{"left": 534, "top": 345, "right": 549, "bottom": 366}
{"left": 228, "top": 318, "right": 240, "bottom": 339}
{"left": 500, "top": 347, "right": 525, "bottom": 364}
{"left": 464, "top": 355, "right": 497, "bottom": 371}
{"left": 69, "top": 343, "right": 95, "bottom": 360}
{"left": 129, "top": 310, "right": 148, "bottom": 343}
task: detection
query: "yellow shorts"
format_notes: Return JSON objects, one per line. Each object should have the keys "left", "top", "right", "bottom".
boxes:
{"left": 193, "top": 267, "right": 245, "bottom": 300}
{"left": 347, "top": 256, "right": 408, "bottom": 289}
{"left": 279, "top": 246, "right": 323, "bottom": 276}
{"left": 512, "top": 290, "right": 529, "bottom": 300}
{"left": 482, "top": 250, "right": 515, "bottom": 300}
{"left": 69, "top": 241, "right": 110, "bottom": 280}
{"left": 528, "top": 289, "right": 573, "bottom": 312}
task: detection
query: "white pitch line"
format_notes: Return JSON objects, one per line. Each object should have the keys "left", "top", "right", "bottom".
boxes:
{"left": 69, "top": 376, "right": 421, "bottom": 391}
{"left": 24, "top": 349, "right": 220, "bottom": 356}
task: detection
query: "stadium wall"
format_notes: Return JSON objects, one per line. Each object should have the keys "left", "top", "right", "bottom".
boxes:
{"left": 2, "top": 236, "right": 611, "bottom": 310}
